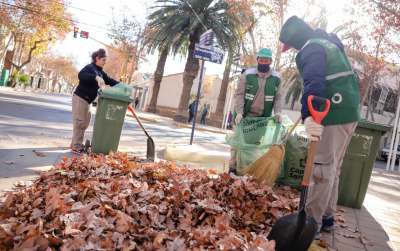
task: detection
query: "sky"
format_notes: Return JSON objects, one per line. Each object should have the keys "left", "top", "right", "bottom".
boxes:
{"left": 53, "top": 0, "right": 353, "bottom": 80}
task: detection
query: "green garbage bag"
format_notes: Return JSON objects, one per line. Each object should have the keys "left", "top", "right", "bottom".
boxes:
{"left": 103, "top": 83, "right": 133, "bottom": 97}
{"left": 225, "top": 117, "right": 281, "bottom": 176}
{"left": 276, "top": 116, "right": 310, "bottom": 190}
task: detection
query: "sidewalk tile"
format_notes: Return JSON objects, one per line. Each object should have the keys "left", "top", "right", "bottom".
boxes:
{"left": 392, "top": 241, "right": 400, "bottom": 250}
{"left": 335, "top": 234, "right": 366, "bottom": 249}
{"left": 334, "top": 236, "right": 365, "bottom": 250}
{"left": 382, "top": 225, "right": 400, "bottom": 237}
{"left": 357, "top": 214, "right": 383, "bottom": 224}
{"left": 388, "top": 234, "right": 400, "bottom": 243}
{"left": 363, "top": 234, "right": 394, "bottom": 249}
{"left": 359, "top": 225, "right": 389, "bottom": 239}
{"left": 341, "top": 215, "right": 358, "bottom": 225}
{"left": 358, "top": 220, "right": 384, "bottom": 231}
{"left": 365, "top": 244, "right": 394, "bottom": 251}
{"left": 355, "top": 209, "right": 375, "bottom": 218}
{"left": 336, "top": 207, "right": 356, "bottom": 217}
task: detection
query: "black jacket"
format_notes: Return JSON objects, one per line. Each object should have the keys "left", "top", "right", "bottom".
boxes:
{"left": 74, "top": 63, "right": 119, "bottom": 104}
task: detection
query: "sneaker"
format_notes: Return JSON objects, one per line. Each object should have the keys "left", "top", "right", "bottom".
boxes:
{"left": 70, "top": 149, "right": 87, "bottom": 155}
{"left": 314, "top": 231, "right": 322, "bottom": 240}
{"left": 228, "top": 166, "right": 237, "bottom": 175}
{"left": 321, "top": 217, "right": 336, "bottom": 232}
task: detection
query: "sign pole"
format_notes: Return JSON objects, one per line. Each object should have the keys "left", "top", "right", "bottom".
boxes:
{"left": 190, "top": 60, "right": 205, "bottom": 145}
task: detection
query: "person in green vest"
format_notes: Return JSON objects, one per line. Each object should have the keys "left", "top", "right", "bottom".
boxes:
{"left": 228, "top": 48, "right": 283, "bottom": 175}
{"left": 279, "top": 16, "right": 360, "bottom": 239}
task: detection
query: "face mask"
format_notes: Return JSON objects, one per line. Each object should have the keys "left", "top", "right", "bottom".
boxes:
{"left": 258, "top": 63, "right": 270, "bottom": 73}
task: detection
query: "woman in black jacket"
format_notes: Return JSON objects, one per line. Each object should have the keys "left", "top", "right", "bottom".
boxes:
{"left": 71, "top": 48, "right": 119, "bottom": 155}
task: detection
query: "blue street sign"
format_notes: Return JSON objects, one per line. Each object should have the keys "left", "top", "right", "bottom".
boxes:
{"left": 200, "top": 29, "right": 213, "bottom": 46}
{"left": 145, "top": 86, "right": 149, "bottom": 92}
{"left": 193, "top": 44, "right": 224, "bottom": 64}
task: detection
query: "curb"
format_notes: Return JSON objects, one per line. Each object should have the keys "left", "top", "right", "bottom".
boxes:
{"left": 126, "top": 114, "right": 159, "bottom": 123}
{"left": 171, "top": 122, "right": 226, "bottom": 134}
{"left": 164, "top": 144, "right": 230, "bottom": 164}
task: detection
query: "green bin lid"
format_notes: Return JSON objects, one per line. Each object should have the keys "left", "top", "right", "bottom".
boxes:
{"left": 357, "top": 119, "right": 392, "bottom": 132}
{"left": 98, "top": 92, "right": 133, "bottom": 103}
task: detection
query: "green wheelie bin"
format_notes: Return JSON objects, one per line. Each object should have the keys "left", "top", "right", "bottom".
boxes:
{"left": 337, "top": 119, "right": 391, "bottom": 209}
{"left": 90, "top": 92, "right": 133, "bottom": 154}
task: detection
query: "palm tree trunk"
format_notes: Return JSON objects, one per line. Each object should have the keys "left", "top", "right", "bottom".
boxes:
{"left": 147, "top": 48, "right": 168, "bottom": 113}
{"left": 215, "top": 50, "right": 233, "bottom": 119}
{"left": 173, "top": 30, "right": 200, "bottom": 123}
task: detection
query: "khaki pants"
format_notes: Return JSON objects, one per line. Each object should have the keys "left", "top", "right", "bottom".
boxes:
{"left": 71, "top": 94, "right": 92, "bottom": 150}
{"left": 306, "top": 122, "right": 357, "bottom": 230}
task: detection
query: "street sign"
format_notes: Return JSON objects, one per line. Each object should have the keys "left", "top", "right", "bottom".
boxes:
{"left": 80, "top": 31, "right": 89, "bottom": 39}
{"left": 199, "top": 29, "right": 213, "bottom": 46}
{"left": 193, "top": 43, "right": 224, "bottom": 64}
{"left": 145, "top": 86, "right": 149, "bottom": 92}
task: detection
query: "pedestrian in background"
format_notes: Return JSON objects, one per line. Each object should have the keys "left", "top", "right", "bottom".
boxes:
{"left": 227, "top": 111, "right": 233, "bottom": 129}
{"left": 71, "top": 48, "right": 119, "bottom": 155}
{"left": 188, "top": 100, "right": 196, "bottom": 123}
{"left": 200, "top": 104, "right": 208, "bottom": 124}
{"left": 135, "top": 97, "right": 139, "bottom": 109}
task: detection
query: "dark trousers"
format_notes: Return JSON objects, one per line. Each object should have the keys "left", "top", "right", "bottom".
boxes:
{"left": 135, "top": 101, "right": 138, "bottom": 108}
{"left": 188, "top": 112, "right": 194, "bottom": 123}
{"left": 200, "top": 114, "right": 206, "bottom": 124}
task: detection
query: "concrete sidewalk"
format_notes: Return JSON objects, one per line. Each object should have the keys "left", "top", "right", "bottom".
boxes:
{"left": 127, "top": 110, "right": 229, "bottom": 135}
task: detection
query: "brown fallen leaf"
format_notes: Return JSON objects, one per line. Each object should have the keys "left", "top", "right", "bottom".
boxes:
{"left": 338, "top": 223, "right": 348, "bottom": 228}
{"left": 33, "top": 150, "right": 45, "bottom": 157}
{"left": 317, "top": 238, "right": 328, "bottom": 248}
{"left": 348, "top": 227, "right": 359, "bottom": 233}
{"left": 4, "top": 161, "right": 13, "bottom": 164}
{"left": 153, "top": 233, "right": 167, "bottom": 249}
{"left": 18, "top": 154, "right": 24, "bottom": 156}
{"left": 337, "top": 216, "right": 346, "bottom": 222}
{"left": 359, "top": 235, "right": 373, "bottom": 246}
{"left": 41, "top": 133, "right": 44, "bottom": 135}
{"left": 339, "top": 208, "right": 346, "bottom": 213}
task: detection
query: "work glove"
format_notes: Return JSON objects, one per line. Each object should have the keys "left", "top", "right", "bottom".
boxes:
{"left": 235, "top": 114, "right": 243, "bottom": 124}
{"left": 274, "top": 112, "right": 282, "bottom": 123}
{"left": 95, "top": 76, "right": 105, "bottom": 87}
{"left": 304, "top": 117, "right": 324, "bottom": 141}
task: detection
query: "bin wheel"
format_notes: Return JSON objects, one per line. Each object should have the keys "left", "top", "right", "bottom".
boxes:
{"left": 84, "top": 139, "right": 91, "bottom": 151}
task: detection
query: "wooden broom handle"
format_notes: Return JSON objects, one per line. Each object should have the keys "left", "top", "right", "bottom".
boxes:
{"left": 283, "top": 116, "right": 302, "bottom": 142}
{"left": 303, "top": 141, "right": 317, "bottom": 185}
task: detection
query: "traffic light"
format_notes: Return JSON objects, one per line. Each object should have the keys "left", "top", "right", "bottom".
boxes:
{"left": 73, "top": 27, "right": 78, "bottom": 38}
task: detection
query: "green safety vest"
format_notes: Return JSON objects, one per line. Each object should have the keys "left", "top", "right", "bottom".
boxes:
{"left": 296, "top": 38, "right": 361, "bottom": 126}
{"left": 233, "top": 68, "right": 281, "bottom": 124}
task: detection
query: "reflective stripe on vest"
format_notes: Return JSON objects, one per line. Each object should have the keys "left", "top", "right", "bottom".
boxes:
{"left": 245, "top": 93, "right": 254, "bottom": 100}
{"left": 265, "top": 95, "right": 274, "bottom": 102}
{"left": 326, "top": 71, "right": 354, "bottom": 80}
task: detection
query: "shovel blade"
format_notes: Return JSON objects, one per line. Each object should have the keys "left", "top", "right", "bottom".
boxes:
{"left": 147, "top": 137, "right": 155, "bottom": 161}
{"left": 268, "top": 212, "right": 318, "bottom": 251}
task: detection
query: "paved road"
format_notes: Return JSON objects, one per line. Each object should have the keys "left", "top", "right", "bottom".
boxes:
{"left": 0, "top": 90, "right": 227, "bottom": 191}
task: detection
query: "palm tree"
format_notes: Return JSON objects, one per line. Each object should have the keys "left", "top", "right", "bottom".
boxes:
{"left": 149, "top": 0, "right": 240, "bottom": 123}
{"left": 284, "top": 72, "right": 303, "bottom": 110}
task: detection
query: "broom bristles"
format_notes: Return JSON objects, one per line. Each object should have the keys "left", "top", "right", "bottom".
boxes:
{"left": 244, "top": 143, "right": 285, "bottom": 186}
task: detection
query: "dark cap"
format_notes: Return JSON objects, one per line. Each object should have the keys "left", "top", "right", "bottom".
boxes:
{"left": 279, "top": 15, "right": 314, "bottom": 50}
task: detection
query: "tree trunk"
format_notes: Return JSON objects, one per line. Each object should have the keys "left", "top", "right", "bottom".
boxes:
{"left": 147, "top": 48, "right": 168, "bottom": 113}
{"left": 215, "top": 50, "right": 233, "bottom": 119}
{"left": 173, "top": 29, "right": 200, "bottom": 123}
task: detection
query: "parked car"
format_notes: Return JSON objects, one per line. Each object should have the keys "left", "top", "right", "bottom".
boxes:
{"left": 381, "top": 143, "right": 400, "bottom": 162}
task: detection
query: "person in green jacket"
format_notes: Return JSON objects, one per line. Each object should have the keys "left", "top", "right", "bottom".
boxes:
{"left": 280, "top": 16, "right": 360, "bottom": 239}
{"left": 228, "top": 48, "right": 283, "bottom": 175}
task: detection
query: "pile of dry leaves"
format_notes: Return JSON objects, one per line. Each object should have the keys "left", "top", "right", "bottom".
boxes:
{"left": 0, "top": 152, "right": 301, "bottom": 251}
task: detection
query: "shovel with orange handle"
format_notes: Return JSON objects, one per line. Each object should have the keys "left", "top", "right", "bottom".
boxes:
{"left": 267, "top": 95, "right": 330, "bottom": 251}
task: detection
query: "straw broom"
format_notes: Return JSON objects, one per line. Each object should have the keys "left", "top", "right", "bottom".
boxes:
{"left": 244, "top": 116, "right": 302, "bottom": 185}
